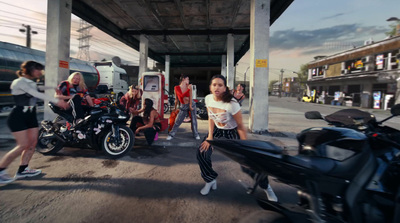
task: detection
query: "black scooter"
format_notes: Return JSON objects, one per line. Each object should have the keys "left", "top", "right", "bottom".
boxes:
{"left": 208, "top": 104, "right": 400, "bottom": 223}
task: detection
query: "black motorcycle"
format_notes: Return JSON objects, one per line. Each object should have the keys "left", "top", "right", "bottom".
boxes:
{"left": 36, "top": 97, "right": 134, "bottom": 158}
{"left": 196, "top": 99, "right": 208, "bottom": 120}
{"left": 208, "top": 105, "right": 400, "bottom": 223}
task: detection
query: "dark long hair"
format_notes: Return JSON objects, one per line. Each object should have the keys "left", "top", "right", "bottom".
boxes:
{"left": 210, "top": 75, "right": 234, "bottom": 103}
{"left": 16, "top": 61, "right": 44, "bottom": 77}
{"left": 179, "top": 74, "right": 189, "bottom": 84}
{"left": 239, "top": 84, "right": 246, "bottom": 94}
{"left": 143, "top": 98, "right": 154, "bottom": 119}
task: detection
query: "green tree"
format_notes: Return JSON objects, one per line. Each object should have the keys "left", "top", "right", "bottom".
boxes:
{"left": 385, "top": 22, "right": 400, "bottom": 37}
{"left": 295, "top": 64, "right": 308, "bottom": 89}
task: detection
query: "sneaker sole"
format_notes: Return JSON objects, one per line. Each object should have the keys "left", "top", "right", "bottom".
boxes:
{"left": 14, "top": 171, "right": 42, "bottom": 179}
{"left": 0, "top": 179, "right": 15, "bottom": 184}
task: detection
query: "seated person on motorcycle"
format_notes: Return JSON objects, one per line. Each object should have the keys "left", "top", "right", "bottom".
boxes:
{"left": 57, "top": 72, "right": 94, "bottom": 124}
{"left": 129, "top": 98, "right": 161, "bottom": 146}
{"left": 120, "top": 84, "right": 141, "bottom": 116}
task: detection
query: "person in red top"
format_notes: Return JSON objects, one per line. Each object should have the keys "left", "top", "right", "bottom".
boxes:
{"left": 167, "top": 74, "right": 200, "bottom": 140}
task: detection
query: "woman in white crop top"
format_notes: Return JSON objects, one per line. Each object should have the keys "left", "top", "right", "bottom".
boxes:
{"left": 196, "top": 75, "right": 277, "bottom": 201}
{"left": 196, "top": 75, "right": 246, "bottom": 195}
{"left": 0, "top": 61, "right": 68, "bottom": 184}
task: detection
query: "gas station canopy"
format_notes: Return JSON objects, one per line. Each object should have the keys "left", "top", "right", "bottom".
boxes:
{"left": 72, "top": 0, "right": 293, "bottom": 67}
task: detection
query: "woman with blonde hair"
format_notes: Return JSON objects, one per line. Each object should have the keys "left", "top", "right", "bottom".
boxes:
{"left": 120, "top": 84, "right": 141, "bottom": 116}
{"left": 58, "top": 72, "right": 94, "bottom": 123}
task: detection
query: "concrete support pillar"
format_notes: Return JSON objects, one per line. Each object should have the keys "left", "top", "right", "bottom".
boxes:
{"left": 44, "top": 0, "right": 72, "bottom": 120}
{"left": 362, "top": 82, "right": 373, "bottom": 108}
{"left": 226, "top": 33, "right": 235, "bottom": 89}
{"left": 165, "top": 55, "right": 170, "bottom": 93}
{"left": 395, "top": 77, "right": 400, "bottom": 104}
{"left": 248, "top": 0, "right": 270, "bottom": 133}
{"left": 138, "top": 35, "right": 148, "bottom": 85}
{"left": 221, "top": 55, "right": 227, "bottom": 77}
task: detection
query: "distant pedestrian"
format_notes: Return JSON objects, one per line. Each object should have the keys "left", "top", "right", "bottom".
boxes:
{"left": 167, "top": 74, "right": 200, "bottom": 140}
{"left": 0, "top": 61, "right": 68, "bottom": 184}
{"left": 232, "top": 83, "right": 246, "bottom": 106}
{"left": 196, "top": 75, "right": 277, "bottom": 201}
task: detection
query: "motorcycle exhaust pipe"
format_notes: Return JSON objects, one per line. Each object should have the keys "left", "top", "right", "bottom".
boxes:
{"left": 41, "top": 132, "right": 66, "bottom": 144}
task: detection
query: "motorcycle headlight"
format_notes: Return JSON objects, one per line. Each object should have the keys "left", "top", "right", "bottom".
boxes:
{"left": 118, "top": 115, "right": 128, "bottom": 119}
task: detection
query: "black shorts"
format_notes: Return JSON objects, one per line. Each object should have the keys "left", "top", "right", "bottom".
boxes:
{"left": 7, "top": 106, "right": 38, "bottom": 132}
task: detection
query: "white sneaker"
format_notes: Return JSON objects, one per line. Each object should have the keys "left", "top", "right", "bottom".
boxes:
{"left": 264, "top": 184, "right": 278, "bottom": 202}
{"left": 166, "top": 135, "right": 173, "bottom": 141}
{"left": 0, "top": 170, "right": 14, "bottom": 184}
{"left": 14, "top": 167, "right": 42, "bottom": 179}
{"left": 195, "top": 135, "right": 200, "bottom": 140}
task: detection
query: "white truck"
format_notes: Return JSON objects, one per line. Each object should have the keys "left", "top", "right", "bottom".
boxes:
{"left": 94, "top": 60, "right": 129, "bottom": 100}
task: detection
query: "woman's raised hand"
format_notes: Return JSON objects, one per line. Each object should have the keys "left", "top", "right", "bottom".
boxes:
{"left": 199, "top": 139, "right": 211, "bottom": 152}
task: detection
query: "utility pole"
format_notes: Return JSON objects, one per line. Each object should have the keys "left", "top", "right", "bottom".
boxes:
{"left": 19, "top": 24, "right": 37, "bottom": 48}
{"left": 279, "top": 69, "right": 284, "bottom": 98}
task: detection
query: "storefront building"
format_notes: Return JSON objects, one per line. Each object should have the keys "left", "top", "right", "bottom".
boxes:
{"left": 307, "top": 36, "right": 400, "bottom": 109}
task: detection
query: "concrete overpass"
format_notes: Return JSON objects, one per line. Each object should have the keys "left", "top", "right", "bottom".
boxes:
{"left": 44, "top": 0, "right": 293, "bottom": 132}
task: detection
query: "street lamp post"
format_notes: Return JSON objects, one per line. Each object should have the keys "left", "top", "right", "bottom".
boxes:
{"left": 19, "top": 24, "right": 38, "bottom": 48}
{"left": 279, "top": 69, "right": 284, "bottom": 98}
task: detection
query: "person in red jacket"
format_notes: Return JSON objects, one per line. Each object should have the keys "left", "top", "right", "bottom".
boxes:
{"left": 167, "top": 74, "right": 200, "bottom": 140}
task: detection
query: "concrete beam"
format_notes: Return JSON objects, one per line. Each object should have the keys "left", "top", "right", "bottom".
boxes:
{"left": 221, "top": 55, "right": 227, "bottom": 77}
{"left": 227, "top": 33, "right": 235, "bottom": 89}
{"left": 165, "top": 55, "right": 170, "bottom": 93}
{"left": 249, "top": 0, "right": 270, "bottom": 133}
{"left": 138, "top": 34, "right": 148, "bottom": 85}
{"left": 44, "top": 0, "right": 72, "bottom": 120}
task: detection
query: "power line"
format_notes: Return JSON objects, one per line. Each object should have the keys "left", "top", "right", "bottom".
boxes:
{"left": 0, "top": 1, "right": 47, "bottom": 16}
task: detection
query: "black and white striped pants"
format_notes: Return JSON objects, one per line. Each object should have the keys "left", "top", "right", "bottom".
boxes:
{"left": 196, "top": 127, "right": 240, "bottom": 183}
{"left": 196, "top": 126, "right": 270, "bottom": 188}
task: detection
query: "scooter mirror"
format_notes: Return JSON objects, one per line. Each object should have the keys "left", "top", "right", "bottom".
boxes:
{"left": 305, "top": 111, "right": 323, "bottom": 119}
{"left": 390, "top": 104, "right": 400, "bottom": 116}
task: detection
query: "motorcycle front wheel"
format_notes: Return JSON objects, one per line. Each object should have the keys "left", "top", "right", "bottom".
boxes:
{"left": 164, "top": 103, "right": 169, "bottom": 114}
{"left": 36, "top": 128, "right": 64, "bottom": 155}
{"left": 100, "top": 125, "right": 134, "bottom": 158}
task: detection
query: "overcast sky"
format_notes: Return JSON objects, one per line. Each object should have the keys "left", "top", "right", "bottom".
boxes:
{"left": 0, "top": 0, "right": 399, "bottom": 81}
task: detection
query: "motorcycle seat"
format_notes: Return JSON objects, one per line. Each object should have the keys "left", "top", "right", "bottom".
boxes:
{"left": 49, "top": 102, "right": 74, "bottom": 123}
{"left": 219, "top": 140, "right": 284, "bottom": 154}
{"left": 283, "top": 154, "right": 336, "bottom": 174}
{"left": 283, "top": 150, "right": 369, "bottom": 179}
